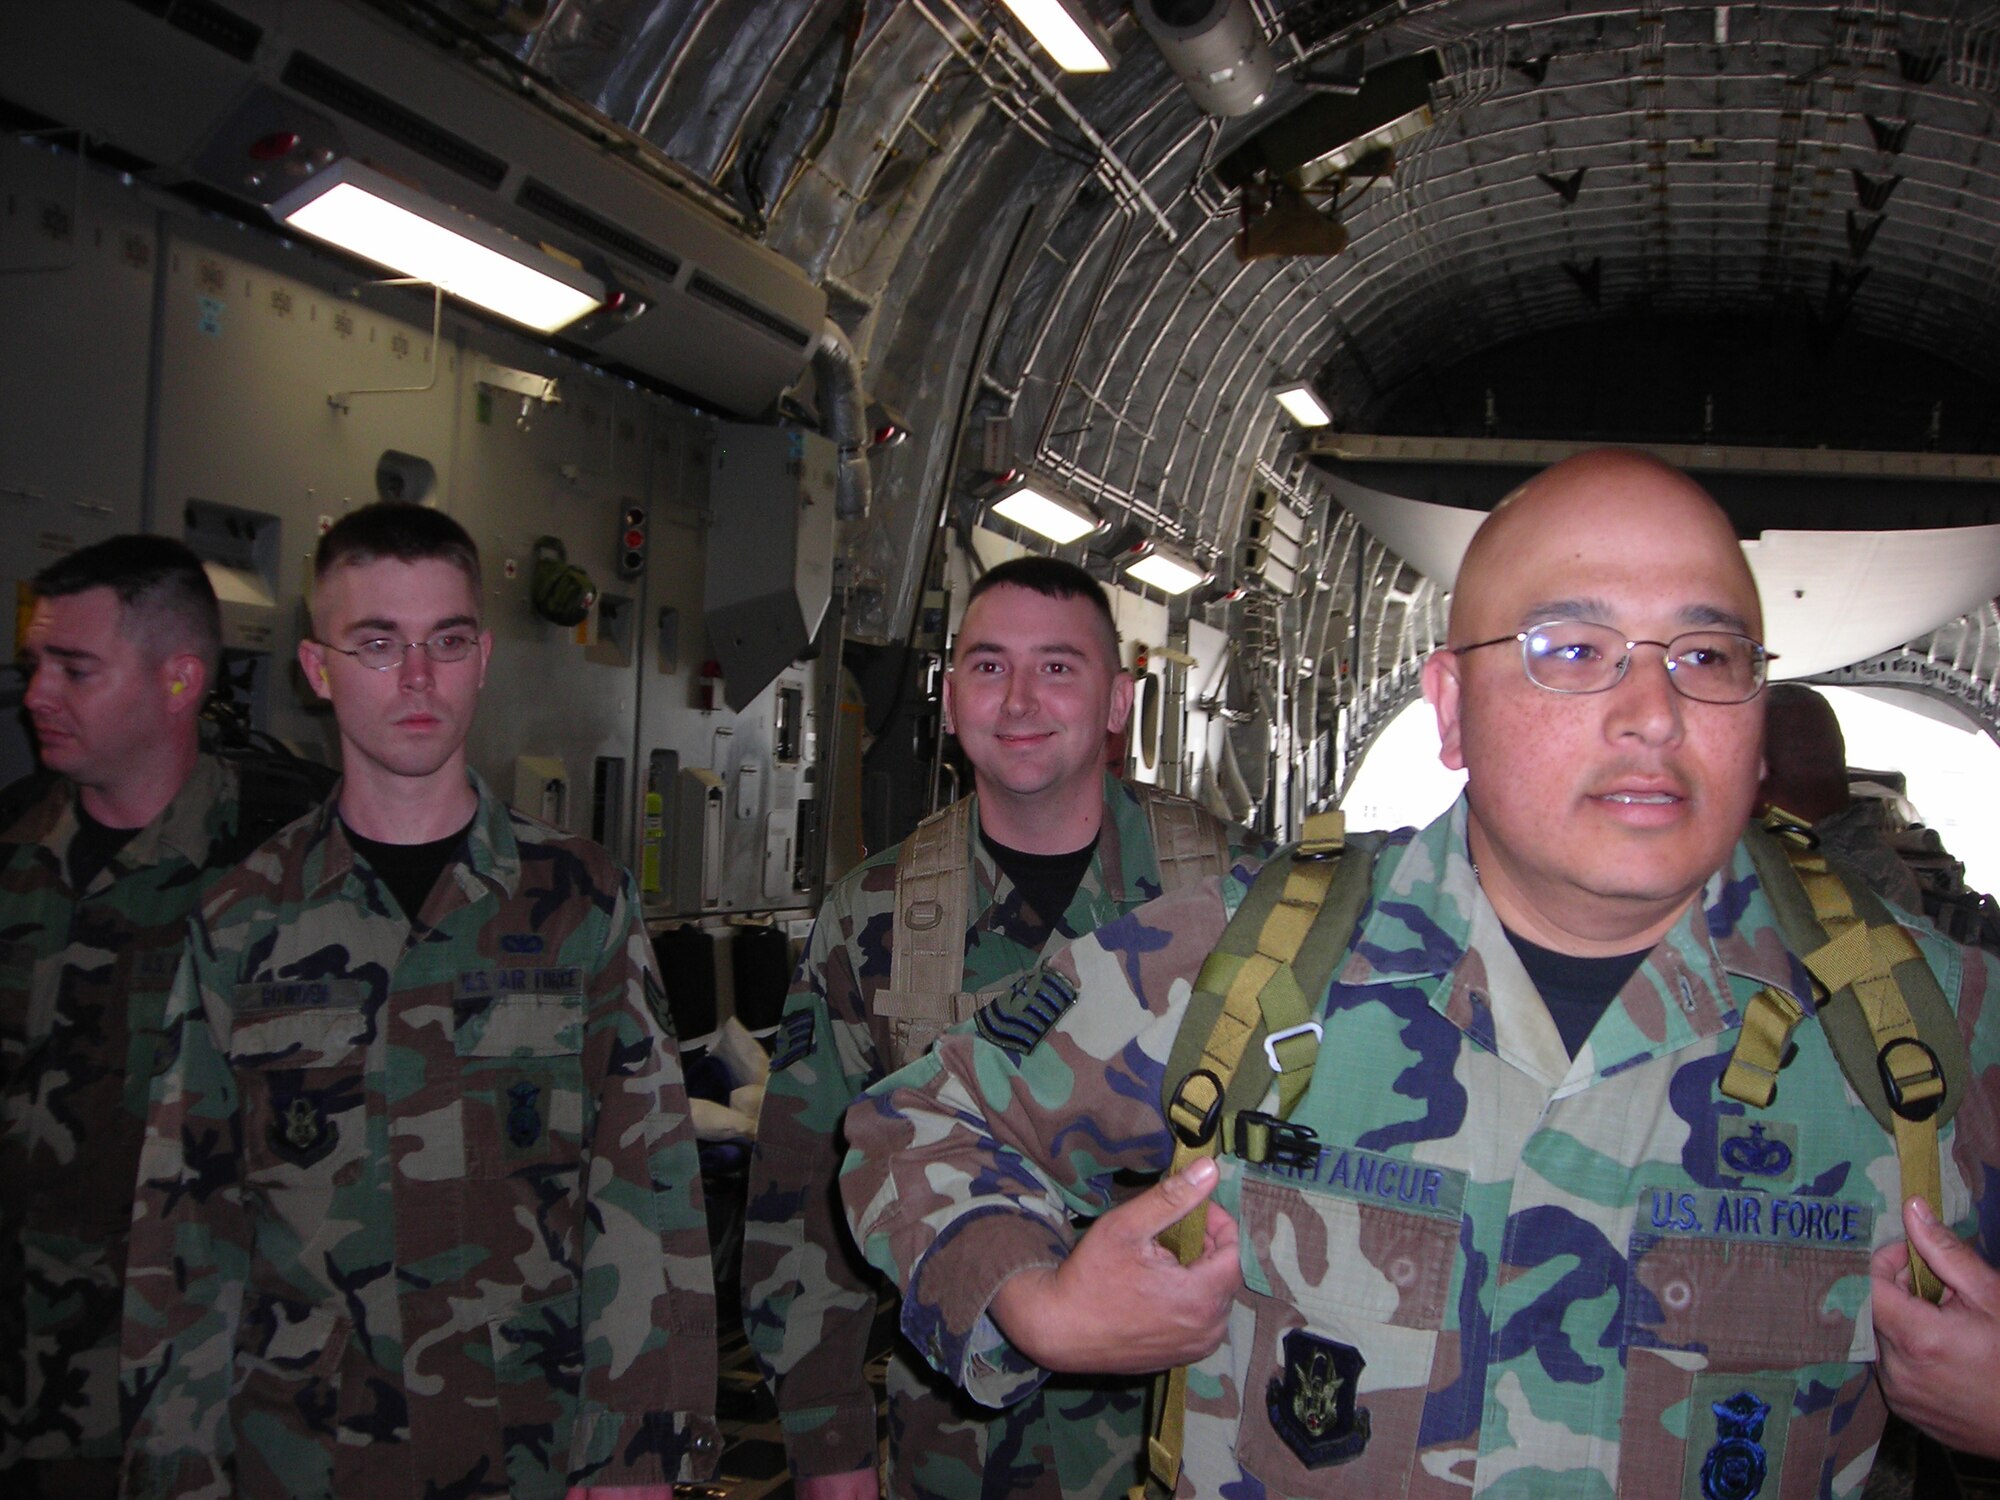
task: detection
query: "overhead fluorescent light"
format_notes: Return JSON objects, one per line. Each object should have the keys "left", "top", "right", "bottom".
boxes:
{"left": 990, "top": 480, "right": 1102, "bottom": 544}
{"left": 1127, "top": 544, "right": 1209, "bottom": 595}
{"left": 1274, "top": 383, "right": 1333, "bottom": 427}
{"left": 997, "top": 0, "right": 1116, "bottom": 72}
{"left": 272, "top": 160, "right": 605, "bottom": 334}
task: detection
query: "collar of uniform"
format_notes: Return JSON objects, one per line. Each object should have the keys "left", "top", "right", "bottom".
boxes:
{"left": 964, "top": 772, "right": 1136, "bottom": 916}
{"left": 304, "top": 768, "right": 518, "bottom": 904}
{"left": 1332, "top": 796, "right": 1812, "bottom": 1090}
{"left": 20, "top": 754, "right": 227, "bottom": 880}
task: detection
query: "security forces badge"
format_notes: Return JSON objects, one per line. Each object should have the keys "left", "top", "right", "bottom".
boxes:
{"left": 1266, "top": 1329, "right": 1371, "bottom": 1467}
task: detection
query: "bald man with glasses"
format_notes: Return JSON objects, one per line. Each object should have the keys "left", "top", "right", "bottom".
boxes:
{"left": 840, "top": 450, "right": 2000, "bottom": 1499}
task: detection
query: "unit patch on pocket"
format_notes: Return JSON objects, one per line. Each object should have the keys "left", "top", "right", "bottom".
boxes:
{"left": 1266, "top": 1329, "right": 1370, "bottom": 1469}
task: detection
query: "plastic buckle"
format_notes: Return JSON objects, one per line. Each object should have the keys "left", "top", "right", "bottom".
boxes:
{"left": 1234, "top": 1110, "right": 1319, "bottom": 1168}
{"left": 1168, "top": 1068, "right": 1224, "bottom": 1148}
{"left": 1878, "top": 1038, "right": 1945, "bottom": 1122}
{"left": 1264, "top": 1021, "right": 1324, "bottom": 1072}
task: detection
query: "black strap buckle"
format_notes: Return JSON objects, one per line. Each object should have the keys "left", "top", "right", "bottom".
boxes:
{"left": 1878, "top": 1037, "right": 1946, "bottom": 1122}
{"left": 1233, "top": 1110, "right": 1319, "bottom": 1168}
{"left": 1168, "top": 1068, "right": 1224, "bottom": 1148}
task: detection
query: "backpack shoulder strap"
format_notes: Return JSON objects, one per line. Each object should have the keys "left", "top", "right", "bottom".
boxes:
{"left": 1728, "top": 817, "right": 1968, "bottom": 1301}
{"left": 1133, "top": 782, "right": 1232, "bottom": 896}
{"left": 889, "top": 797, "right": 974, "bottom": 1000}
{"left": 1139, "top": 810, "right": 1379, "bottom": 1499}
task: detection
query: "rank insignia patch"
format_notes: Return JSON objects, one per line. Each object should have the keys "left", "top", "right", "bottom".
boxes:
{"left": 771, "top": 1010, "right": 816, "bottom": 1071}
{"left": 1266, "top": 1330, "right": 1370, "bottom": 1468}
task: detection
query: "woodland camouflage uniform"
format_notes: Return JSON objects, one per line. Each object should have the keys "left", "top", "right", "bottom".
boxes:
{"left": 843, "top": 796, "right": 2000, "bottom": 1500}
{"left": 0, "top": 757, "right": 248, "bottom": 1488}
{"left": 743, "top": 774, "right": 1266, "bottom": 1499}
{"left": 120, "top": 772, "right": 718, "bottom": 1499}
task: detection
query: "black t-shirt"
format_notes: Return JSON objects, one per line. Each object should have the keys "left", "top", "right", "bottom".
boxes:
{"left": 68, "top": 801, "right": 143, "bottom": 890}
{"left": 344, "top": 814, "right": 476, "bottom": 922}
{"left": 1504, "top": 928, "right": 1651, "bottom": 1059}
{"left": 980, "top": 829, "right": 1100, "bottom": 940}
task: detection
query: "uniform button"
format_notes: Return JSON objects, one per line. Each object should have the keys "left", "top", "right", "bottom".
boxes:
{"left": 1663, "top": 1278, "right": 1693, "bottom": 1312}
{"left": 691, "top": 1429, "right": 720, "bottom": 1454}
{"left": 1389, "top": 1255, "right": 1416, "bottom": 1287}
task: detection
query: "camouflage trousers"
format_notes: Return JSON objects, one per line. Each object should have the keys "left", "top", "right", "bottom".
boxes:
{"left": 884, "top": 1349, "right": 1145, "bottom": 1500}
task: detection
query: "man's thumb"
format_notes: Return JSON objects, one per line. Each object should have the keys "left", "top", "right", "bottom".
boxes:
{"left": 1132, "top": 1157, "right": 1220, "bottom": 1236}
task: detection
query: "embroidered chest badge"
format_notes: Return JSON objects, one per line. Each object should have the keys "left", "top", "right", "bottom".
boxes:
{"left": 1701, "top": 1391, "right": 1771, "bottom": 1500}
{"left": 1719, "top": 1119, "right": 1796, "bottom": 1180}
{"left": 270, "top": 1092, "right": 338, "bottom": 1167}
{"left": 1266, "top": 1330, "right": 1370, "bottom": 1468}
{"left": 506, "top": 1080, "right": 544, "bottom": 1148}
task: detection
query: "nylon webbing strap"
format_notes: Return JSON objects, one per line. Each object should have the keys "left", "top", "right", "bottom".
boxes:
{"left": 1727, "top": 821, "right": 1957, "bottom": 1304}
{"left": 1140, "top": 812, "right": 1345, "bottom": 1499}
{"left": 1793, "top": 856, "right": 1946, "bottom": 1303}
{"left": 891, "top": 799, "right": 973, "bottom": 1001}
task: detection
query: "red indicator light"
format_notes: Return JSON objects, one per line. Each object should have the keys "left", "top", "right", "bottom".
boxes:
{"left": 624, "top": 529, "right": 645, "bottom": 549}
{"left": 248, "top": 132, "right": 302, "bottom": 162}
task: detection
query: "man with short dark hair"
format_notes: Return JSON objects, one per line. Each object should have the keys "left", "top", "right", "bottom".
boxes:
{"left": 843, "top": 452, "right": 2000, "bottom": 1498}
{"left": 743, "top": 556, "right": 1265, "bottom": 1500}
{"left": 1, "top": 535, "right": 273, "bottom": 1500}
{"left": 120, "top": 502, "right": 718, "bottom": 1499}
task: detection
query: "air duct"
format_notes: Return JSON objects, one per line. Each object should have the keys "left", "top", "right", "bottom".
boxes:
{"left": 810, "top": 319, "right": 872, "bottom": 522}
{"left": 1134, "top": 0, "right": 1278, "bottom": 118}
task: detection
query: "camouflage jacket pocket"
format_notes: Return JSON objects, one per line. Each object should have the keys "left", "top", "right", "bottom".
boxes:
{"left": 488, "top": 1288, "right": 584, "bottom": 1499}
{"left": 454, "top": 996, "right": 587, "bottom": 1181}
{"left": 233, "top": 1292, "right": 355, "bottom": 1500}
{"left": 1232, "top": 1165, "right": 1461, "bottom": 1497}
{"left": 1619, "top": 1195, "right": 1876, "bottom": 1498}
{"left": 229, "top": 1005, "right": 367, "bottom": 1183}
{"left": 873, "top": 987, "right": 981, "bottom": 1073}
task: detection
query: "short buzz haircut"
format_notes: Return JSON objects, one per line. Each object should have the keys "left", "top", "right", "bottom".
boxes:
{"left": 314, "top": 502, "right": 482, "bottom": 600}
{"left": 33, "top": 534, "right": 222, "bottom": 682}
{"left": 962, "top": 556, "right": 1119, "bottom": 659}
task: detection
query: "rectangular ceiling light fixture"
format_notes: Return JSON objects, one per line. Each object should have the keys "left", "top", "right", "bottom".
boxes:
{"left": 272, "top": 160, "right": 606, "bottom": 334}
{"left": 1127, "top": 542, "right": 1209, "bottom": 596}
{"left": 997, "top": 0, "right": 1116, "bottom": 72}
{"left": 1273, "top": 383, "right": 1333, "bottom": 428}
{"left": 990, "top": 479, "right": 1102, "bottom": 545}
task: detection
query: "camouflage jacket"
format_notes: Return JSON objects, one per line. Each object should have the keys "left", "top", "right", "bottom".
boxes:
{"left": 843, "top": 796, "right": 2000, "bottom": 1499}
{"left": 0, "top": 757, "right": 248, "bottom": 1471}
{"left": 120, "top": 773, "right": 719, "bottom": 1500}
{"left": 743, "top": 775, "right": 1264, "bottom": 1495}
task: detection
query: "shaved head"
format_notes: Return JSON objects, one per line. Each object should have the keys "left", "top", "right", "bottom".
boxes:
{"left": 1423, "top": 448, "right": 1769, "bottom": 954}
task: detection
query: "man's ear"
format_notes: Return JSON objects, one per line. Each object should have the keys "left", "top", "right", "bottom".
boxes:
{"left": 1106, "top": 668, "right": 1135, "bottom": 736}
{"left": 1422, "top": 650, "right": 1467, "bottom": 771}
{"left": 162, "top": 654, "right": 206, "bottom": 717}
{"left": 298, "top": 637, "right": 333, "bottom": 703}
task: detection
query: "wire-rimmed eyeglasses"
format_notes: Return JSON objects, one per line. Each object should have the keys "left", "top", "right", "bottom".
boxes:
{"left": 1449, "top": 620, "right": 1775, "bottom": 704}
{"left": 315, "top": 632, "right": 481, "bottom": 672}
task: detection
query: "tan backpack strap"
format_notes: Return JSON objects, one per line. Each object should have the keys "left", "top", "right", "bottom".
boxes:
{"left": 891, "top": 798, "right": 973, "bottom": 998}
{"left": 1139, "top": 810, "right": 1349, "bottom": 1500}
{"left": 1135, "top": 783, "right": 1232, "bottom": 896}
{"left": 1730, "top": 817, "right": 1965, "bottom": 1303}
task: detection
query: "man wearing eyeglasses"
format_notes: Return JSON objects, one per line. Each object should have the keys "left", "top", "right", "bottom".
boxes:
{"left": 840, "top": 449, "right": 2000, "bottom": 1498}
{"left": 120, "top": 502, "right": 719, "bottom": 1499}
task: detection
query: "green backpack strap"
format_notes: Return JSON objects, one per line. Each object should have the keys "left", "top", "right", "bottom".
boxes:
{"left": 1728, "top": 817, "right": 1968, "bottom": 1302}
{"left": 1135, "top": 812, "right": 1380, "bottom": 1500}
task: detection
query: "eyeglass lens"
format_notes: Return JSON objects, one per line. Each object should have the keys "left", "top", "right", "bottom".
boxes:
{"left": 351, "top": 634, "right": 478, "bottom": 670}
{"left": 1521, "top": 622, "right": 1764, "bottom": 702}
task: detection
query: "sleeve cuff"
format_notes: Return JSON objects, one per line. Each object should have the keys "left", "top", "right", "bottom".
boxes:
{"left": 571, "top": 1408, "right": 723, "bottom": 1485}
{"left": 777, "top": 1401, "right": 882, "bottom": 1477}
{"left": 904, "top": 1208, "right": 1069, "bottom": 1408}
